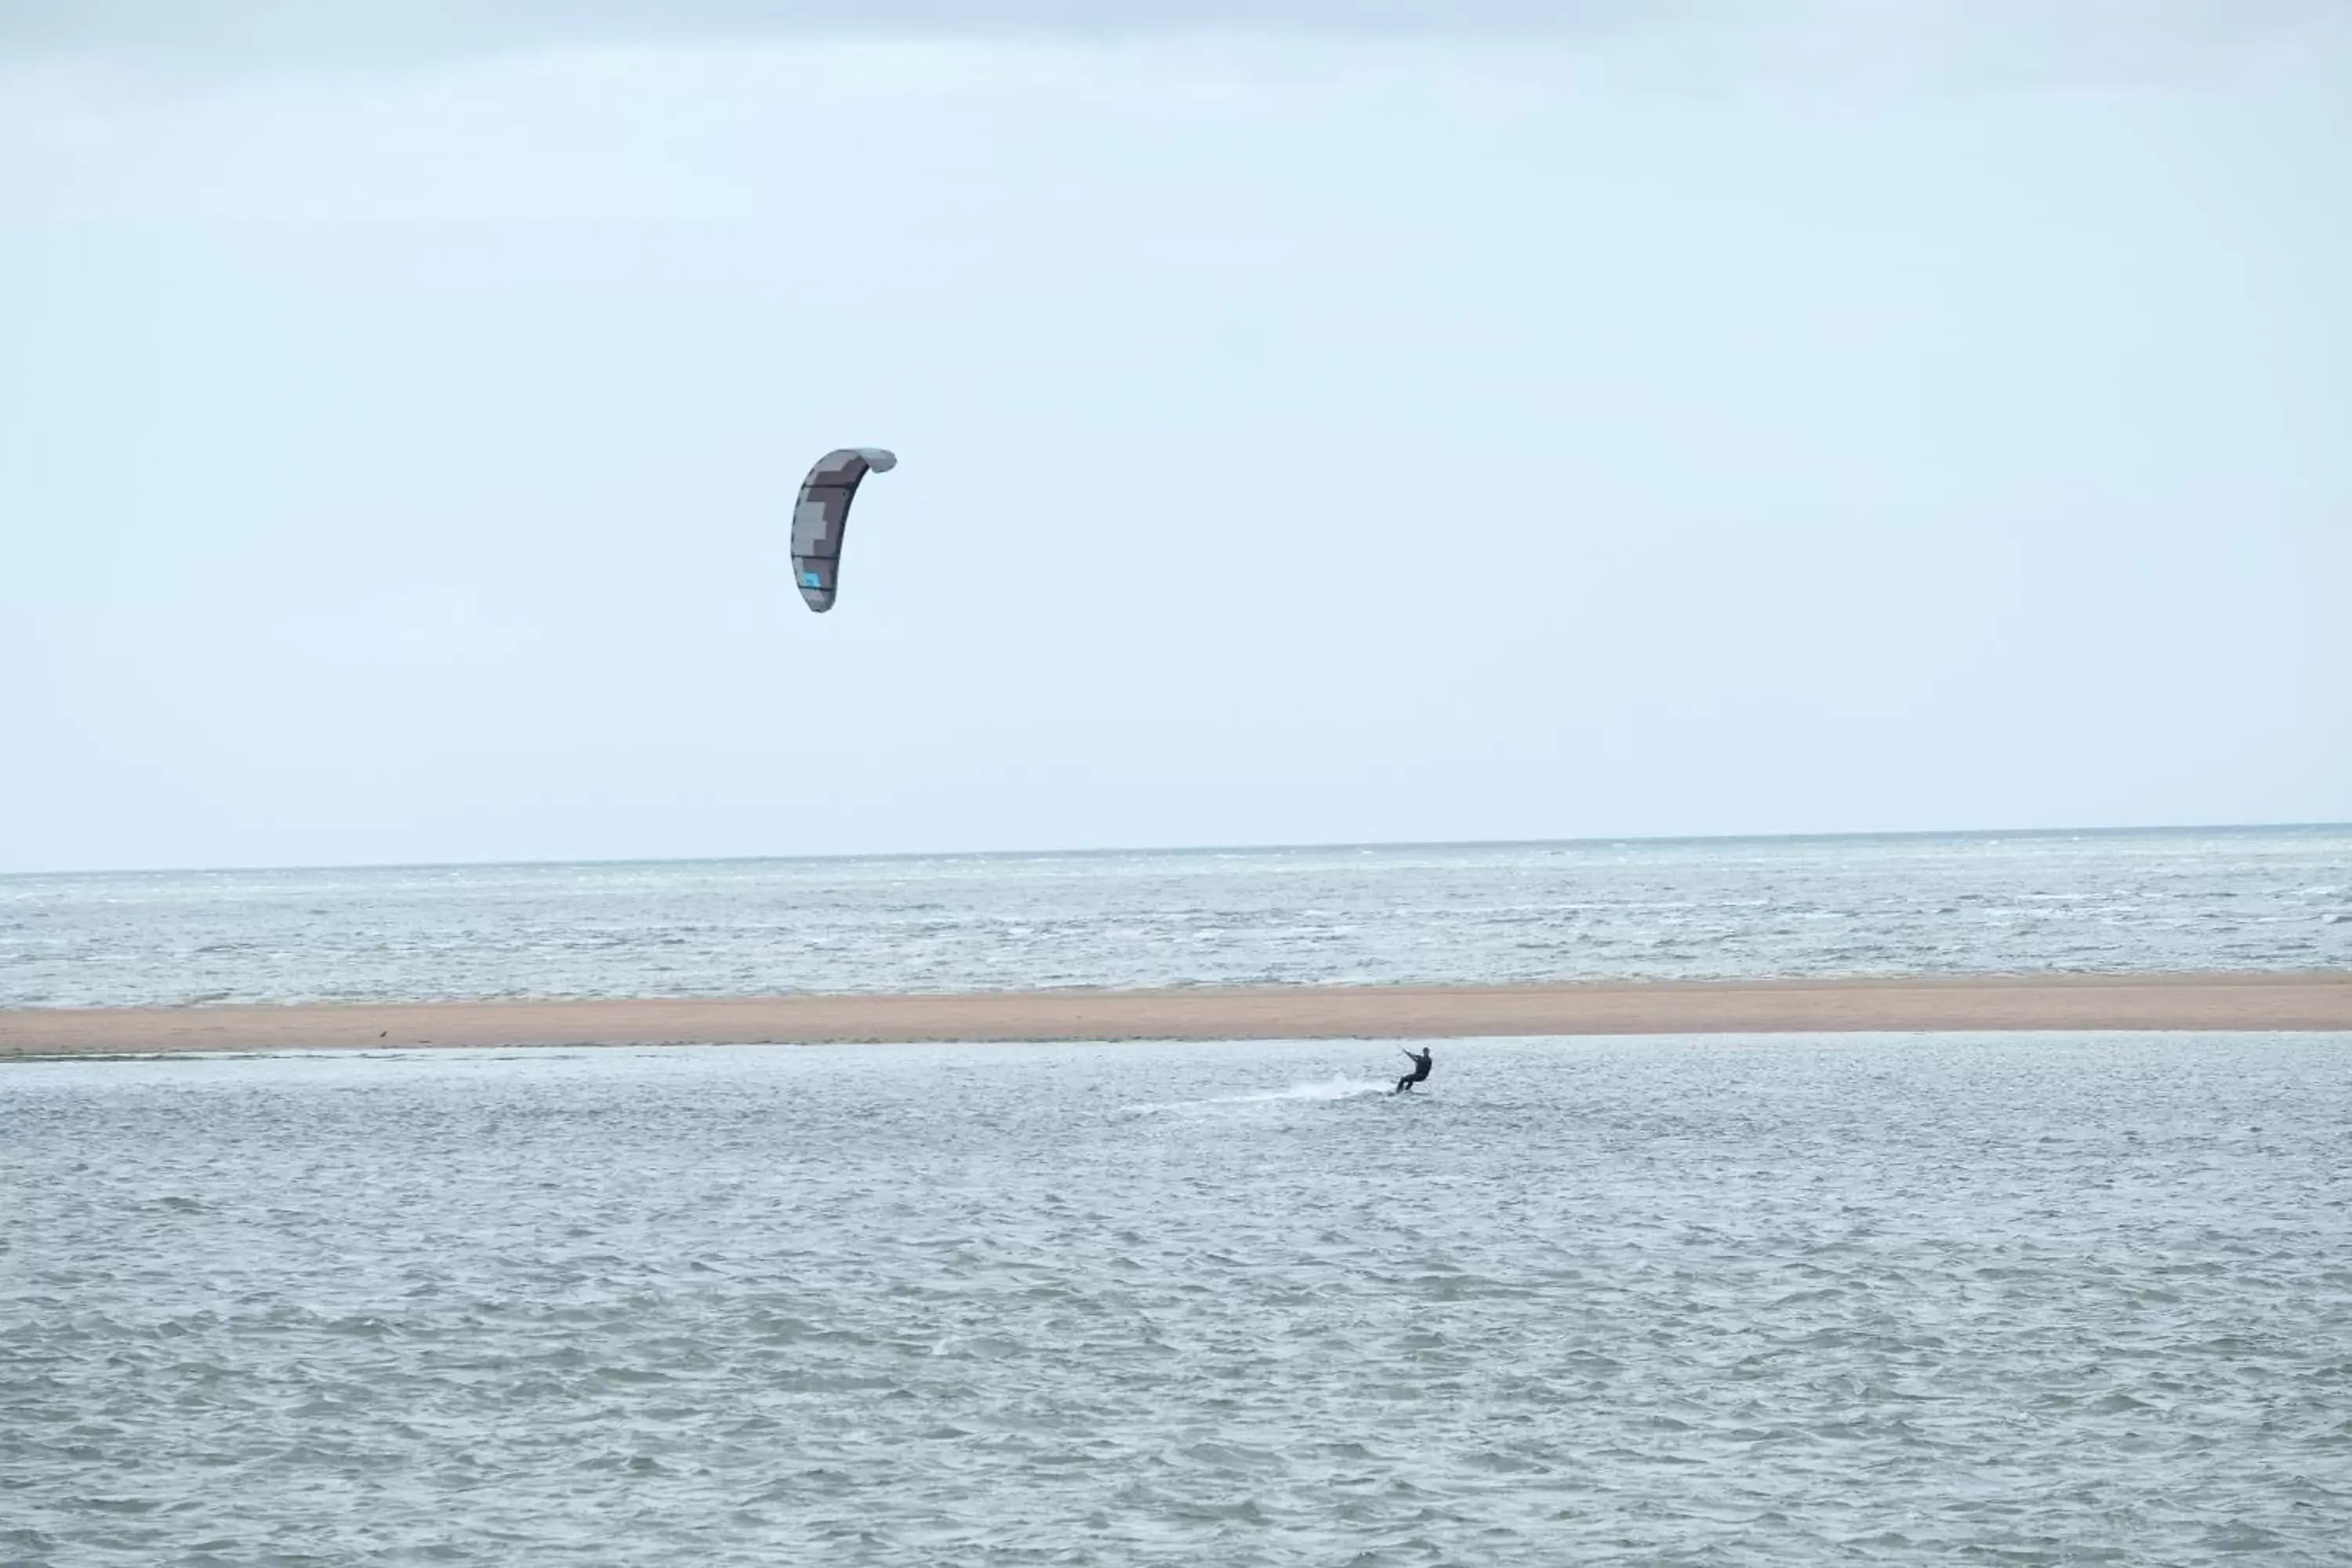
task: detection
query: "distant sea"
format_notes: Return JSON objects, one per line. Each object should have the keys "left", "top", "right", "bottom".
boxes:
{"left": 3, "top": 825, "right": 2347, "bottom": 1008}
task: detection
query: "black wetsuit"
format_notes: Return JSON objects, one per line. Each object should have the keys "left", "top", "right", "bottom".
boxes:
{"left": 1396, "top": 1049, "right": 1433, "bottom": 1094}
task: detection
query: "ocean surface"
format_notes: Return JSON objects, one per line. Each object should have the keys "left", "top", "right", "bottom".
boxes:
{"left": 5, "top": 1033, "right": 2348, "bottom": 1565}
{"left": 4, "top": 826, "right": 2348, "bottom": 1009}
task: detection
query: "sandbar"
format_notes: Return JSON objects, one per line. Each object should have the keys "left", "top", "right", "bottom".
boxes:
{"left": 2, "top": 972, "right": 2348, "bottom": 1057}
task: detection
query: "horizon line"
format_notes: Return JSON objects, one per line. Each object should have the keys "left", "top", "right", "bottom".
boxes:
{"left": 5, "top": 818, "right": 2347, "bottom": 882}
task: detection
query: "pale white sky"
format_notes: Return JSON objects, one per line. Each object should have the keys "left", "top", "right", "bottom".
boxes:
{"left": 4, "top": 2, "right": 2347, "bottom": 873}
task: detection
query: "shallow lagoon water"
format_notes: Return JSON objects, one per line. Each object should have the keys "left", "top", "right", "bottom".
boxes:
{"left": 5, "top": 1033, "right": 2349, "bottom": 1564}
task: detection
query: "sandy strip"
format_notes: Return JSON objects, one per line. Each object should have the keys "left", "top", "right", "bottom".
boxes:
{"left": 2, "top": 973, "right": 2348, "bottom": 1057}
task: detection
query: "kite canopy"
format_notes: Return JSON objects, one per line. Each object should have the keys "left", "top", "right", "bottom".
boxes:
{"left": 790, "top": 447, "right": 896, "bottom": 612}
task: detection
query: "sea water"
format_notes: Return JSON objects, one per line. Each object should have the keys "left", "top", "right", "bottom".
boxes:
{"left": 5, "top": 825, "right": 2348, "bottom": 1008}
{"left": 4, "top": 1034, "right": 2347, "bottom": 1564}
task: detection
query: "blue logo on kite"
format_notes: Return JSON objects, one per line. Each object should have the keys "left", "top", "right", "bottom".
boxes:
{"left": 800, "top": 571, "right": 822, "bottom": 589}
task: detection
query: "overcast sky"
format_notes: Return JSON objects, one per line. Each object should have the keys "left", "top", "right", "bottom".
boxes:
{"left": 4, "top": 2, "right": 2347, "bottom": 873}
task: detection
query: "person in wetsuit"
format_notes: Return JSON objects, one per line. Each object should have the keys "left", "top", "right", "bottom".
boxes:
{"left": 1395, "top": 1046, "right": 1433, "bottom": 1094}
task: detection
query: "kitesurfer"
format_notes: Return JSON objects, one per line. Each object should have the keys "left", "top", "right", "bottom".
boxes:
{"left": 1395, "top": 1046, "right": 1433, "bottom": 1094}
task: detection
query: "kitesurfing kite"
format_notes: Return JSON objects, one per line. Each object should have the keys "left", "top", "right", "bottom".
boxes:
{"left": 790, "top": 447, "right": 896, "bottom": 612}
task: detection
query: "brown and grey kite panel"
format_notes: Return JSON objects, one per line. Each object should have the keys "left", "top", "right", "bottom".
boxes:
{"left": 789, "top": 447, "right": 896, "bottom": 612}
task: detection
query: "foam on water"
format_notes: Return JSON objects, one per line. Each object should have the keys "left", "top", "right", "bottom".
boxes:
{"left": 1132, "top": 1074, "right": 1396, "bottom": 1112}
{"left": 1230, "top": 1075, "right": 1396, "bottom": 1103}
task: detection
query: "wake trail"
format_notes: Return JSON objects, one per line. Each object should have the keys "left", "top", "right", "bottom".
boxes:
{"left": 1227, "top": 1076, "right": 1396, "bottom": 1104}
{"left": 1127, "top": 1076, "right": 1395, "bottom": 1112}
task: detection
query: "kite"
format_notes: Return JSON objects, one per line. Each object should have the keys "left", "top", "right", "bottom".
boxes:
{"left": 790, "top": 447, "right": 896, "bottom": 613}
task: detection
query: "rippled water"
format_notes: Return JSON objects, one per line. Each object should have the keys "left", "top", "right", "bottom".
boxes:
{"left": 5, "top": 826, "right": 2348, "bottom": 1007}
{"left": 6, "top": 1034, "right": 2348, "bottom": 1564}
